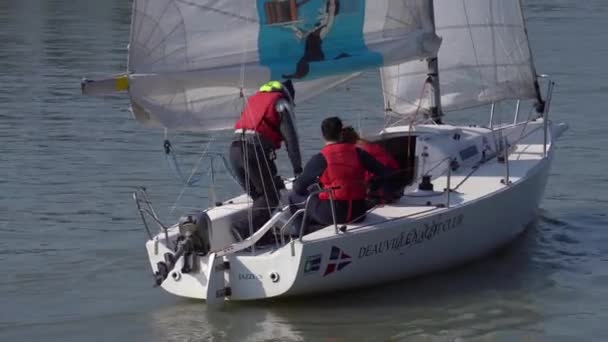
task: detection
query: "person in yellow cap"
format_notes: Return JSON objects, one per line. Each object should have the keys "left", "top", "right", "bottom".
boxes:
{"left": 230, "top": 80, "right": 302, "bottom": 240}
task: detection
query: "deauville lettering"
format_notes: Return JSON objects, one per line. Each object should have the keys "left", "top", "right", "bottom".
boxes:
{"left": 358, "top": 214, "right": 464, "bottom": 258}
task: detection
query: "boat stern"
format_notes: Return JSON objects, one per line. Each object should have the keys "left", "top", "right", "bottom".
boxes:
{"left": 146, "top": 236, "right": 210, "bottom": 299}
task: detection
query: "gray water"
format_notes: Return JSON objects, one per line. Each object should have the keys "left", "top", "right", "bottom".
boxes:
{"left": 1, "top": 0, "right": 607, "bottom": 341}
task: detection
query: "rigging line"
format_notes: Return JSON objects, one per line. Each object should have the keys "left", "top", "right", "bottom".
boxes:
{"left": 410, "top": 79, "right": 430, "bottom": 128}
{"left": 516, "top": 105, "right": 535, "bottom": 144}
{"left": 379, "top": 61, "right": 391, "bottom": 129}
{"left": 255, "top": 120, "right": 287, "bottom": 206}
{"left": 490, "top": 0, "right": 498, "bottom": 84}
{"left": 246, "top": 124, "right": 287, "bottom": 212}
{"left": 235, "top": 5, "right": 265, "bottom": 241}
{"left": 169, "top": 136, "right": 216, "bottom": 216}
{"left": 159, "top": 89, "right": 186, "bottom": 185}
{"left": 235, "top": 3, "right": 254, "bottom": 237}
{"left": 236, "top": 4, "right": 285, "bottom": 211}
{"left": 237, "top": 0, "right": 248, "bottom": 89}
{"left": 461, "top": 0, "right": 486, "bottom": 95}
{"left": 164, "top": 143, "right": 204, "bottom": 186}
{"left": 381, "top": 76, "right": 434, "bottom": 110}
{"left": 252, "top": 136, "right": 275, "bottom": 220}
{"left": 239, "top": 96, "right": 287, "bottom": 209}
{"left": 160, "top": 93, "right": 205, "bottom": 186}
{"left": 244, "top": 136, "right": 254, "bottom": 239}
{"left": 387, "top": 80, "right": 429, "bottom": 127}
{"left": 168, "top": 159, "right": 213, "bottom": 216}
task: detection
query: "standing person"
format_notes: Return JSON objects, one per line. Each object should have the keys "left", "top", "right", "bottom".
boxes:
{"left": 289, "top": 117, "right": 389, "bottom": 232}
{"left": 230, "top": 80, "right": 303, "bottom": 238}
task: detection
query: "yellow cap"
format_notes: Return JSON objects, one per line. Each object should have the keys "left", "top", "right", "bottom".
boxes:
{"left": 259, "top": 80, "right": 282, "bottom": 92}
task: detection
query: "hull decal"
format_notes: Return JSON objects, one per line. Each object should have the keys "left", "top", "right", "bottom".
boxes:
{"left": 324, "top": 246, "right": 352, "bottom": 276}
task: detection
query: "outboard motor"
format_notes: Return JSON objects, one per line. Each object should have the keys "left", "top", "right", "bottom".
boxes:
{"left": 154, "top": 211, "right": 212, "bottom": 286}
{"left": 177, "top": 210, "right": 212, "bottom": 255}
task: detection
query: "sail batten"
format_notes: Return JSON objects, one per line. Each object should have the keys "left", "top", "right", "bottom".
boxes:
{"left": 126, "top": 0, "right": 440, "bottom": 131}
{"left": 381, "top": 0, "right": 540, "bottom": 118}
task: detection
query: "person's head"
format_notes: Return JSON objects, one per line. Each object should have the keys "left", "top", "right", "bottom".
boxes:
{"left": 321, "top": 117, "right": 343, "bottom": 142}
{"left": 259, "top": 80, "right": 296, "bottom": 105}
{"left": 341, "top": 126, "right": 360, "bottom": 144}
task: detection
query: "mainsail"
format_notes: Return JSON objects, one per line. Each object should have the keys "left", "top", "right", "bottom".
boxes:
{"left": 123, "top": 0, "right": 440, "bottom": 131}
{"left": 381, "top": 0, "right": 540, "bottom": 117}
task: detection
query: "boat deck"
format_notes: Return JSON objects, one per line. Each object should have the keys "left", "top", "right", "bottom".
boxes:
{"left": 303, "top": 120, "right": 553, "bottom": 240}
{"left": 203, "top": 120, "right": 559, "bottom": 250}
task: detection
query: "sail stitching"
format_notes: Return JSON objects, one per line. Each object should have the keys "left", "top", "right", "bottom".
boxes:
{"left": 176, "top": 0, "right": 258, "bottom": 23}
{"left": 461, "top": 0, "right": 486, "bottom": 96}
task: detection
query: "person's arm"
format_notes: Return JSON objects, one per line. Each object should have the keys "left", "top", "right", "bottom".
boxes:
{"left": 276, "top": 99, "right": 303, "bottom": 175}
{"left": 293, "top": 153, "right": 326, "bottom": 195}
{"left": 357, "top": 148, "right": 390, "bottom": 178}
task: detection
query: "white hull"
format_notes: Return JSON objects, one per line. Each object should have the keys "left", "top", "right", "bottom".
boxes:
{"left": 144, "top": 120, "right": 566, "bottom": 303}
{"left": 288, "top": 150, "right": 551, "bottom": 296}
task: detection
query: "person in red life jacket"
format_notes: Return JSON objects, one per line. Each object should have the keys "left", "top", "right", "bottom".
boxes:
{"left": 342, "top": 126, "right": 402, "bottom": 206}
{"left": 341, "top": 126, "right": 399, "bottom": 181}
{"left": 230, "top": 80, "right": 303, "bottom": 239}
{"left": 288, "top": 117, "right": 390, "bottom": 233}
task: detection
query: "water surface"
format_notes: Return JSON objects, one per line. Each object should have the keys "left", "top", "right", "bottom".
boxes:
{"left": 1, "top": 0, "right": 607, "bottom": 341}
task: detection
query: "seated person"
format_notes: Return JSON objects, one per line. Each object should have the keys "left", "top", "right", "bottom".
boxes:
{"left": 288, "top": 117, "right": 390, "bottom": 233}
{"left": 341, "top": 126, "right": 401, "bottom": 203}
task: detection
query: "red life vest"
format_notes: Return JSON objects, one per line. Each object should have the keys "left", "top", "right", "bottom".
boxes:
{"left": 360, "top": 142, "right": 399, "bottom": 181}
{"left": 234, "top": 91, "right": 283, "bottom": 149}
{"left": 319, "top": 143, "right": 367, "bottom": 201}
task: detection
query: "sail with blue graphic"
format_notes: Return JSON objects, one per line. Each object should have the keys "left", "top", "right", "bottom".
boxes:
{"left": 257, "top": 0, "right": 382, "bottom": 81}
{"left": 118, "top": 0, "right": 441, "bottom": 131}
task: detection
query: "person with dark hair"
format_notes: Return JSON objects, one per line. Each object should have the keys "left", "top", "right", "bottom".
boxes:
{"left": 230, "top": 80, "right": 302, "bottom": 238}
{"left": 288, "top": 117, "right": 390, "bottom": 232}
{"left": 341, "top": 126, "right": 399, "bottom": 180}
{"left": 341, "top": 126, "right": 401, "bottom": 203}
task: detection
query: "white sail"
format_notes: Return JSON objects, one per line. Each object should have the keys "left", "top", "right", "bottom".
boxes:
{"left": 126, "top": 0, "right": 440, "bottom": 131}
{"left": 381, "top": 0, "right": 539, "bottom": 117}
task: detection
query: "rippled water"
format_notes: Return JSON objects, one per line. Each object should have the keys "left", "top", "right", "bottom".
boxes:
{"left": 1, "top": 0, "right": 607, "bottom": 341}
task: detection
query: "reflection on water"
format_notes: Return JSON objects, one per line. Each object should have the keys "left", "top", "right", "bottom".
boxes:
{"left": 1, "top": 0, "right": 608, "bottom": 341}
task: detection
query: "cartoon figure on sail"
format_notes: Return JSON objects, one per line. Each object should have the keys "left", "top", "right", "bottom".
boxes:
{"left": 259, "top": 0, "right": 381, "bottom": 80}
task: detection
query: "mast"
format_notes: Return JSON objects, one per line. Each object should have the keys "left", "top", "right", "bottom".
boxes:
{"left": 518, "top": 0, "right": 545, "bottom": 114}
{"left": 426, "top": 0, "right": 443, "bottom": 124}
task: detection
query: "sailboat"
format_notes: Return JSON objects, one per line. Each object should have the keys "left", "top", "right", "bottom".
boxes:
{"left": 83, "top": 0, "right": 567, "bottom": 305}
